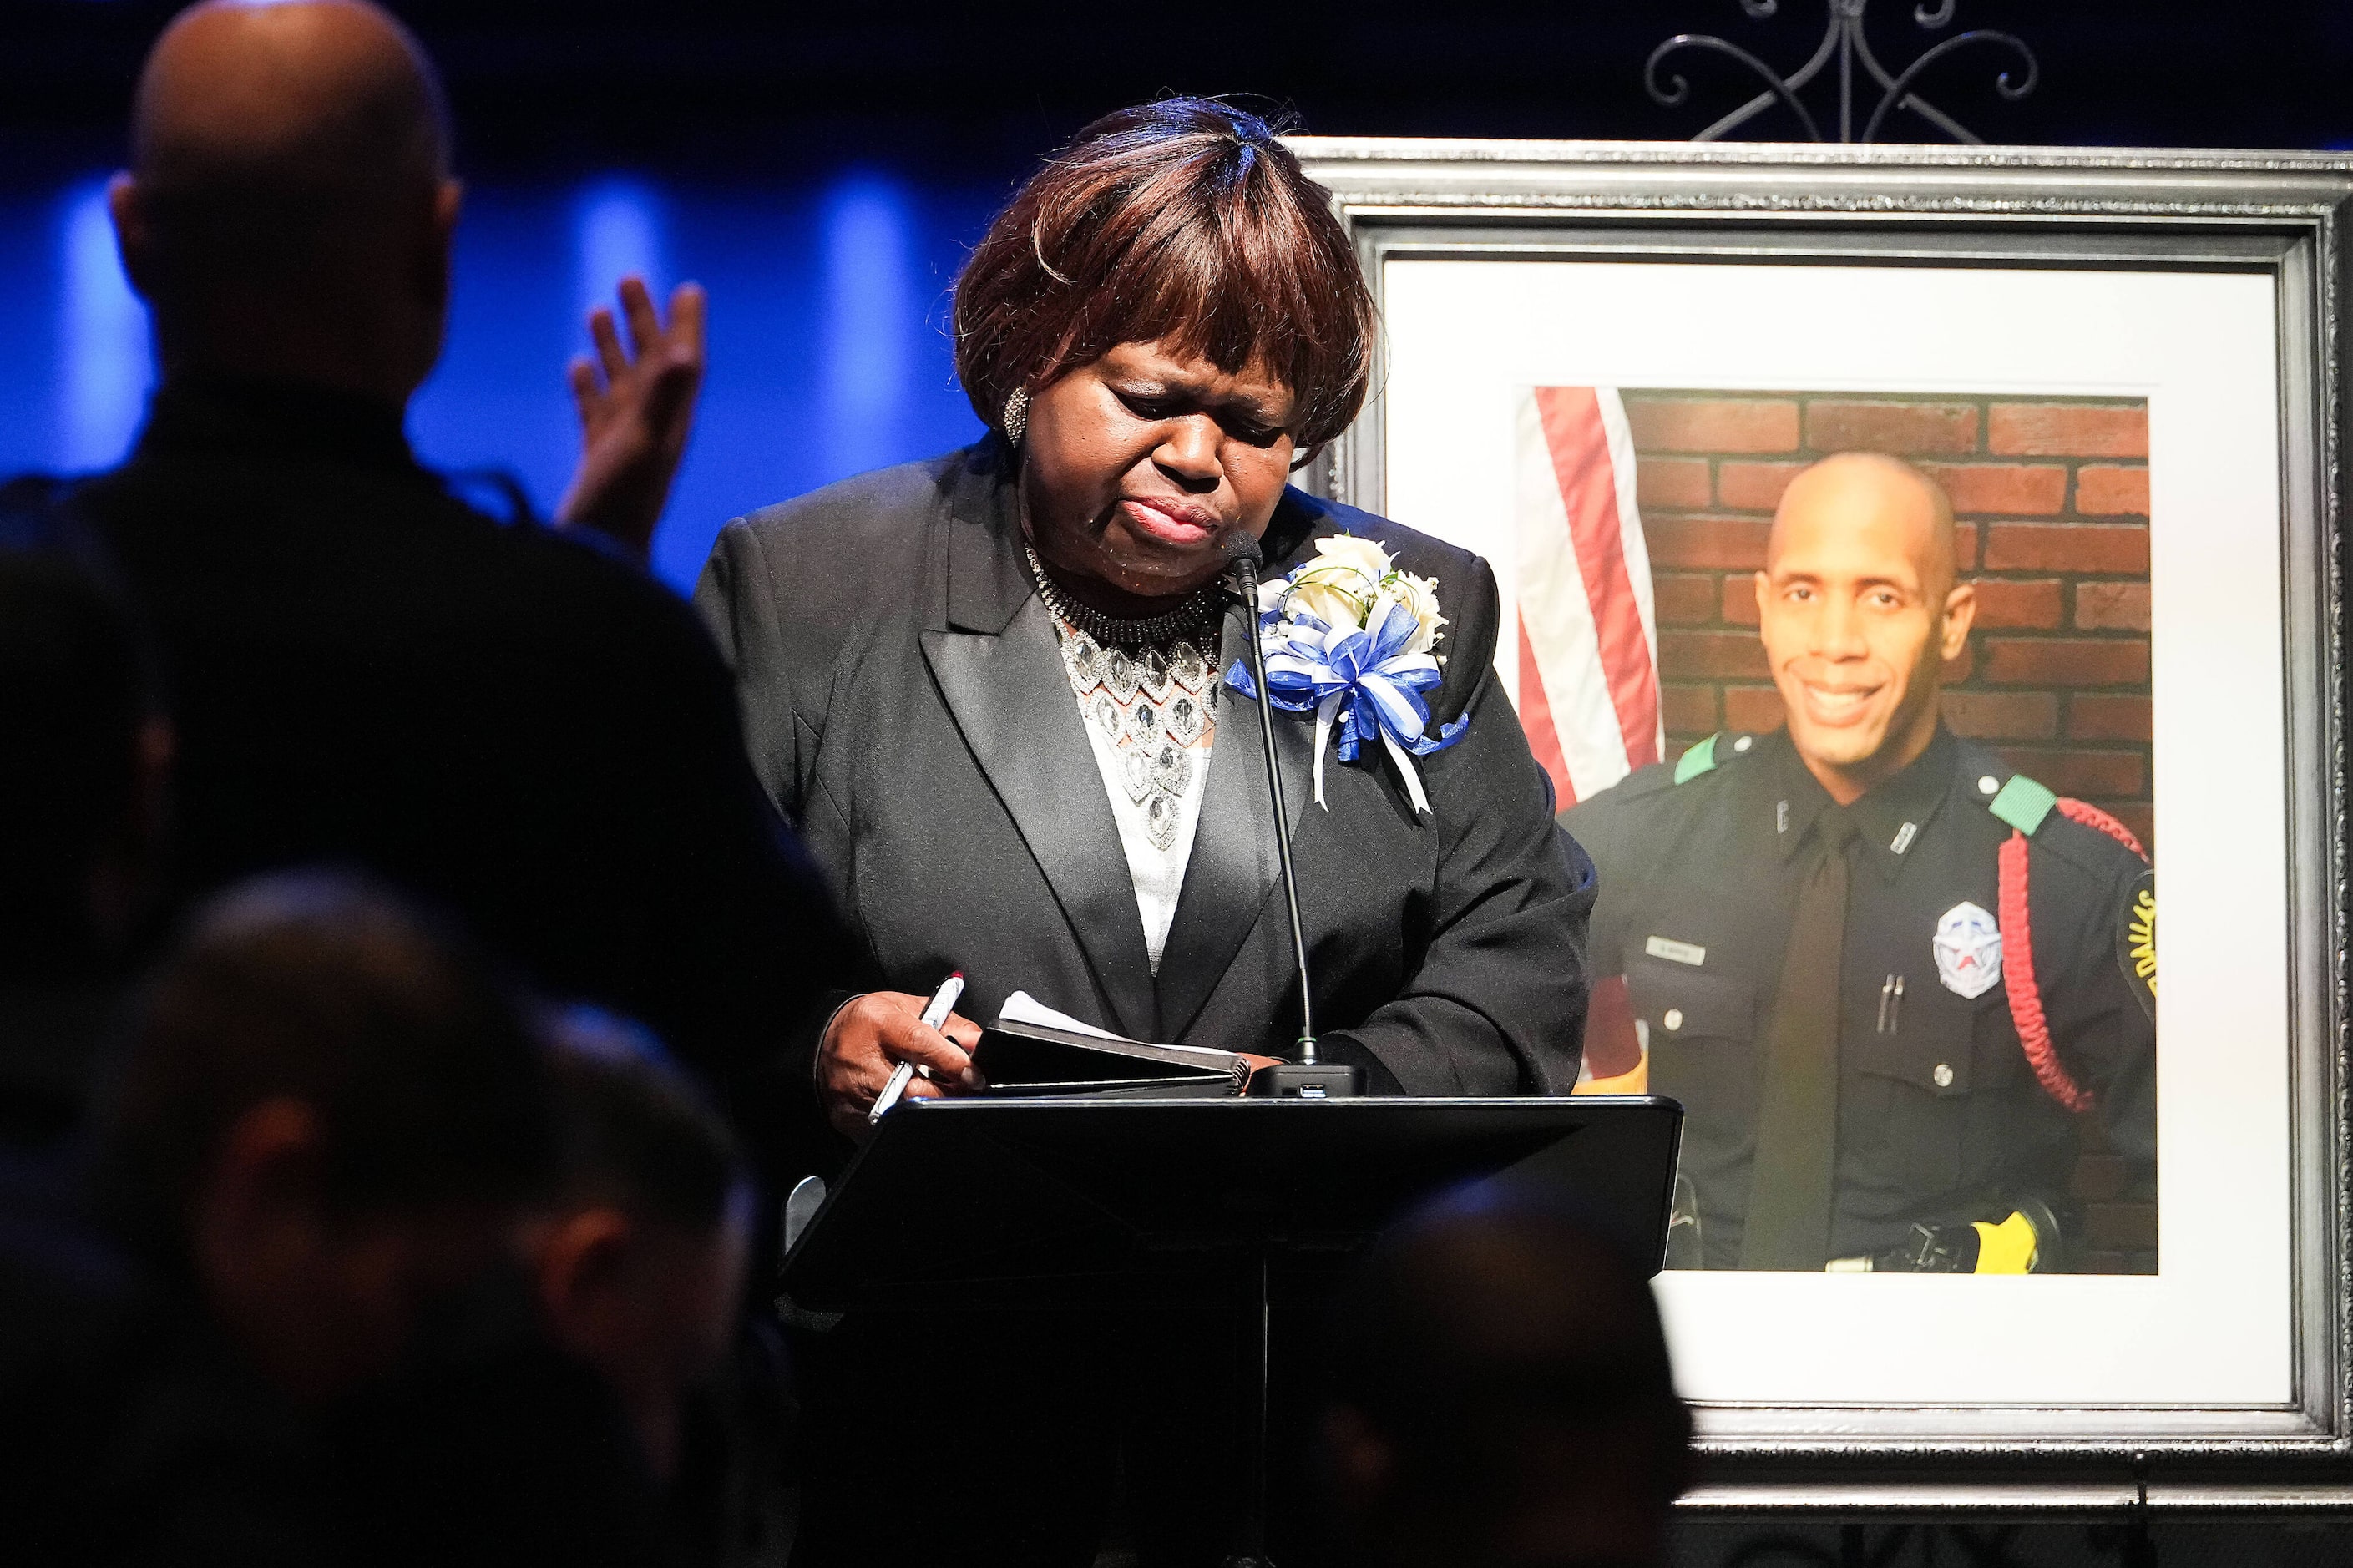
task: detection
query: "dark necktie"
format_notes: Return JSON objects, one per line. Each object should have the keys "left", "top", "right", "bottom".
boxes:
{"left": 1740, "top": 812, "right": 1857, "bottom": 1271}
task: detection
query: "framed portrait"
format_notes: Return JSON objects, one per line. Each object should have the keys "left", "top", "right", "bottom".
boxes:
{"left": 1288, "top": 139, "right": 2353, "bottom": 1506}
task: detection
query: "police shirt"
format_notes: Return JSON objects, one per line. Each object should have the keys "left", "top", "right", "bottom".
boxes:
{"left": 1559, "top": 723, "right": 2156, "bottom": 1269}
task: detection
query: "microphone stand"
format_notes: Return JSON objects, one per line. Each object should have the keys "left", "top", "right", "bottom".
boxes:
{"left": 1226, "top": 540, "right": 1363, "bottom": 1101}
{"left": 1220, "top": 537, "right": 1363, "bottom": 1568}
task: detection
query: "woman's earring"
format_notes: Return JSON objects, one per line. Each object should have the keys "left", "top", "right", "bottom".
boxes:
{"left": 1003, "top": 386, "right": 1029, "bottom": 448}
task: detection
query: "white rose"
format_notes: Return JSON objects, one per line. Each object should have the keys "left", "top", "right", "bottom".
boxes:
{"left": 1390, "top": 570, "right": 1447, "bottom": 655}
{"left": 1278, "top": 534, "right": 1389, "bottom": 633}
{"left": 1287, "top": 574, "right": 1366, "bottom": 633}
{"left": 1313, "top": 534, "right": 1394, "bottom": 585}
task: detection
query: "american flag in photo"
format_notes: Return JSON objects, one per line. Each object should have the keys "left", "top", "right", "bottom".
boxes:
{"left": 1514, "top": 386, "right": 1664, "bottom": 807}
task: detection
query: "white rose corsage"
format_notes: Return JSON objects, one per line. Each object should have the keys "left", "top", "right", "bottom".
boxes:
{"left": 1223, "top": 534, "right": 1469, "bottom": 816}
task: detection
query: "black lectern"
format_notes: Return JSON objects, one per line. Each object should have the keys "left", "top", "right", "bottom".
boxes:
{"left": 784, "top": 1095, "right": 1682, "bottom": 1309}
{"left": 780, "top": 1096, "right": 1683, "bottom": 1567}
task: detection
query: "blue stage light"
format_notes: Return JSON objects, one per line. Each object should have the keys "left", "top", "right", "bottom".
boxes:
{"left": 817, "top": 174, "right": 917, "bottom": 482}
{"left": 56, "top": 180, "right": 151, "bottom": 473}
{"left": 574, "top": 179, "right": 667, "bottom": 326}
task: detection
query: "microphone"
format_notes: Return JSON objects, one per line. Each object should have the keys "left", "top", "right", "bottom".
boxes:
{"left": 1222, "top": 531, "right": 1362, "bottom": 1100}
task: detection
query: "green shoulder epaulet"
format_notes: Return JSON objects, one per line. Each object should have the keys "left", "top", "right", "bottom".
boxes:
{"left": 1672, "top": 731, "right": 1761, "bottom": 783}
{"left": 1672, "top": 733, "right": 1721, "bottom": 783}
{"left": 1987, "top": 771, "right": 2058, "bottom": 836}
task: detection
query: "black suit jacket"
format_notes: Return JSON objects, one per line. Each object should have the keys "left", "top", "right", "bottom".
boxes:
{"left": 696, "top": 443, "right": 1593, "bottom": 1112}
{"left": 71, "top": 377, "right": 856, "bottom": 1187}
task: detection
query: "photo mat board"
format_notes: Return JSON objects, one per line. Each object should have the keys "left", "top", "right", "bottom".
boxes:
{"left": 1289, "top": 140, "right": 2351, "bottom": 1491}
{"left": 1402, "top": 267, "right": 2226, "bottom": 1409}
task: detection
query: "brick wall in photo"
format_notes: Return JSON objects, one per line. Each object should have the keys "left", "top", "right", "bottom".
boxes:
{"left": 1621, "top": 389, "right": 2156, "bottom": 1272}
{"left": 1626, "top": 389, "right": 2154, "bottom": 859}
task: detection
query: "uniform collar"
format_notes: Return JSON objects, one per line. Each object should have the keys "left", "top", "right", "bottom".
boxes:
{"left": 1766, "top": 722, "right": 1958, "bottom": 881}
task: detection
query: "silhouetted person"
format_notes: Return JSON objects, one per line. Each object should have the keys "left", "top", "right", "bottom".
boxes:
{"left": 535, "top": 1009, "right": 778, "bottom": 1564}
{"left": 0, "top": 489, "right": 167, "bottom": 1148}
{"left": 1321, "top": 1191, "right": 1691, "bottom": 1568}
{"left": 538, "top": 1010, "right": 751, "bottom": 1484}
{"left": 94, "top": 872, "right": 667, "bottom": 1567}
{"left": 0, "top": 498, "right": 166, "bottom": 1565}
{"left": 73, "top": 0, "right": 855, "bottom": 1201}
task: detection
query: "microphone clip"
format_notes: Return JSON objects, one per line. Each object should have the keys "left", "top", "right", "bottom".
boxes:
{"left": 1246, "top": 1062, "right": 1364, "bottom": 1100}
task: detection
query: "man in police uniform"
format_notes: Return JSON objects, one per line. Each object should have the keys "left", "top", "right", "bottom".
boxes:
{"left": 1560, "top": 452, "right": 2156, "bottom": 1272}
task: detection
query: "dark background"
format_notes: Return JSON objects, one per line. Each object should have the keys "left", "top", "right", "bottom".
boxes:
{"left": 4, "top": 0, "right": 2347, "bottom": 170}
{"left": 0, "top": 0, "right": 2341, "bottom": 589}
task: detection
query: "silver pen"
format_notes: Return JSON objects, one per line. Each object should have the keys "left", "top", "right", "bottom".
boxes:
{"left": 869, "top": 971, "right": 965, "bottom": 1125}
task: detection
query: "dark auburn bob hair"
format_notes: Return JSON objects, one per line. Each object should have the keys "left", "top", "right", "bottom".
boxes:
{"left": 954, "top": 98, "right": 1377, "bottom": 452}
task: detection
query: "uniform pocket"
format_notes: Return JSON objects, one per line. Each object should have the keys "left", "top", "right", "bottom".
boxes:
{"left": 1850, "top": 982, "right": 2009, "bottom": 1096}
{"left": 1626, "top": 954, "right": 1758, "bottom": 1136}
{"left": 1626, "top": 953, "right": 1757, "bottom": 1044}
{"left": 1845, "top": 979, "right": 1994, "bottom": 1198}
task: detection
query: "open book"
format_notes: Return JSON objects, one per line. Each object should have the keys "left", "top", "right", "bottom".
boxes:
{"left": 972, "top": 992, "right": 1260, "bottom": 1098}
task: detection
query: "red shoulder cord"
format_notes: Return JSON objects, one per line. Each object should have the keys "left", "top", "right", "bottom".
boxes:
{"left": 1996, "top": 798, "right": 2147, "bottom": 1115}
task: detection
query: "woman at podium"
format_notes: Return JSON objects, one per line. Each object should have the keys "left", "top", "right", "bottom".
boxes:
{"left": 695, "top": 98, "right": 1596, "bottom": 1565}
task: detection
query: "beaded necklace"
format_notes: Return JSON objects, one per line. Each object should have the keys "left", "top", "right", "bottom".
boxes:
{"left": 1024, "top": 544, "right": 1221, "bottom": 852}
{"left": 1022, "top": 543, "right": 1226, "bottom": 650}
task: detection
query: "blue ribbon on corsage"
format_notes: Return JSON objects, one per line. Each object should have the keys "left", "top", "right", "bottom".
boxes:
{"left": 1225, "top": 597, "right": 1469, "bottom": 817}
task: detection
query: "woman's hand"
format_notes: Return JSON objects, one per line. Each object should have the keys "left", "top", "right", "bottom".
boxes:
{"left": 819, "top": 992, "right": 983, "bottom": 1141}
{"left": 554, "top": 276, "right": 706, "bottom": 557}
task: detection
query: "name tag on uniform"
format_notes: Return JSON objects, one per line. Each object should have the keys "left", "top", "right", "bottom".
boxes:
{"left": 1645, "top": 935, "right": 1707, "bottom": 967}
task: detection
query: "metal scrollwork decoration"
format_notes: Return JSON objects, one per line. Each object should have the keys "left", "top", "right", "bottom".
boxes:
{"left": 1647, "top": 0, "right": 2038, "bottom": 144}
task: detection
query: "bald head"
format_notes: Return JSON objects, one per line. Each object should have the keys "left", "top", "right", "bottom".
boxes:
{"left": 134, "top": 0, "right": 448, "bottom": 209}
{"left": 113, "top": 1, "right": 461, "bottom": 403}
{"left": 1769, "top": 451, "right": 1958, "bottom": 600}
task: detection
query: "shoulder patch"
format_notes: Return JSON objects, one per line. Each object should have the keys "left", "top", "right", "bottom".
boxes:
{"left": 1673, "top": 731, "right": 1758, "bottom": 784}
{"left": 1672, "top": 733, "right": 1719, "bottom": 783}
{"left": 1988, "top": 772, "right": 2057, "bottom": 836}
{"left": 2116, "top": 869, "right": 2156, "bottom": 1022}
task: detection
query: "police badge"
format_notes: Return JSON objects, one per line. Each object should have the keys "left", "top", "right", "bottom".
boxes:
{"left": 1933, "top": 900, "right": 2004, "bottom": 999}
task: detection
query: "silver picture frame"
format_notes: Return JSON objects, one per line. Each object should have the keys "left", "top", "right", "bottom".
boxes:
{"left": 1287, "top": 138, "right": 2353, "bottom": 1511}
